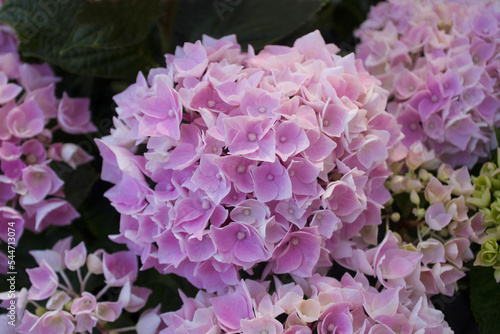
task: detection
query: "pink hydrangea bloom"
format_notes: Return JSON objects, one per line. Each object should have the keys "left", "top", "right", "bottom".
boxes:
{"left": 98, "top": 31, "right": 402, "bottom": 292}
{"left": 374, "top": 162, "right": 482, "bottom": 298}
{"left": 0, "top": 238, "right": 161, "bottom": 334}
{"left": 161, "top": 274, "right": 453, "bottom": 333}
{"left": 0, "top": 21, "right": 96, "bottom": 273}
{"left": 356, "top": 0, "right": 500, "bottom": 167}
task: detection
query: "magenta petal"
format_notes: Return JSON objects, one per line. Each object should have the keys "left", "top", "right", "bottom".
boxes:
{"left": 154, "top": 230, "right": 186, "bottom": 267}
{"left": 210, "top": 292, "right": 253, "bottom": 332}
{"left": 26, "top": 260, "right": 58, "bottom": 300}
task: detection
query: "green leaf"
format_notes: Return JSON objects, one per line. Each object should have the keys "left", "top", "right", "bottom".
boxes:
{"left": 172, "top": 0, "right": 329, "bottom": 51}
{"left": 0, "top": 0, "right": 160, "bottom": 80}
{"left": 62, "top": 0, "right": 158, "bottom": 51}
{"left": 470, "top": 265, "right": 500, "bottom": 333}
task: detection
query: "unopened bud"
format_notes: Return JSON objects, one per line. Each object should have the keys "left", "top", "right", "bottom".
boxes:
{"left": 64, "top": 300, "right": 73, "bottom": 312}
{"left": 410, "top": 190, "right": 420, "bottom": 206}
{"left": 35, "top": 306, "right": 47, "bottom": 317}
{"left": 87, "top": 251, "right": 104, "bottom": 275}
{"left": 418, "top": 169, "right": 431, "bottom": 182}
{"left": 390, "top": 212, "right": 401, "bottom": 222}
{"left": 414, "top": 208, "right": 426, "bottom": 220}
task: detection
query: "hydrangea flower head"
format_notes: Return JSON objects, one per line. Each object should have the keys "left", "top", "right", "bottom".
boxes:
{"left": 98, "top": 31, "right": 402, "bottom": 292}
{"left": 0, "top": 22, "right": 95, "bottom": 274}
{"left": 160, "top": 274, "right": 453, "bottom": 333}
{"left": 356, "top": 0, "right": 500, "bottom": 167}
{"left": 0, "top": 237, "right": 161, "bottom": 334}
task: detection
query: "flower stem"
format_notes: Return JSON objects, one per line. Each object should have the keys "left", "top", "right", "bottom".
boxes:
{"left": 96, "top": 284, "right": 110, "bottom": 300}
{"left": 81, "top": 271, "right": 92, "bottom": 294}
{"left": 59, "top": 270, "right": 75, "bottom": 295}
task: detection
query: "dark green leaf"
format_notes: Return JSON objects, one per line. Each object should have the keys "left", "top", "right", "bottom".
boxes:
{"left": 0, "top": 0, "right": 161, "bottom": 80}
{"left": 62, "top": 0, "right": 159, "bottom": 51}
{"left": 172, "top": 0, "right": 329, "bottom": 51}
{"left": 470, "top": 265, "right": 500, "bottom": 333}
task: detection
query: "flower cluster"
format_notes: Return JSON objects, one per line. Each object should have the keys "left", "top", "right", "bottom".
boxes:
{"left": 161, "top": 273, "right": 452, "bottom": 333}
{"left": 0, "top": 25, "right": 95, "bottom": 273}
{"left": 468, "top": 149, "right": 500, "bottom": 279}
{"left": 0, "top": 237, "right": 161, "bottom": 334}
{"left": 355, "top": 0, "right": 500, "bottom": 167}
{"left": 350, "top": 156, "right": 484, "bottom": 298}
{"left": 97, "top": 30, "right": 403, "bottom": 291}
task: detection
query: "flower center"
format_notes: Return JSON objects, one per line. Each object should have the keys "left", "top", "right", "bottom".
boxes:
{"left": 243, "top": 208, "right": 251, "bottom": 216}
{"left": 288, "top": 169, "right": 295, "bottom": 176}
{"left": 207, "top": 100, "right": 216, "bottom": 108}
{"left": 323, "top": 119, "right": 330, "bottom": 127}
{"left": 431, "top": 95, "right": 438, "bottom": 103}
{"left": 202, "top": 200, "right": 211, "bottom": 210}
{"left": 168, "top": 109, "right": 176, "bottom": 118}
{"left": 25, "top": 153, "right": 38, "bottom": 165}
{"left": 237, "top": 231, "right": 246, "bottom": 240}
{"left": 288, "top": 208, "right": 295, "bottom": 215}
{"left": 409, "top": 122, "right": 418, "bottom": 131}
{"left": 267, "top": 174, "right": 274, "bottom": 181}
{"left": 280, "top": 136, "right": 287, "bottom": 142}
{"left": 258, "top": 106, "right": 266, "bottom": 113}
{"left": 237, "top": 165, "right": 246, "bottom": 174}
{"left": 291, "top": 237, "right": 299, "bottom": 246}
{"left": 33, "top": 171, "right": 44, "bottom": 179}
{"left": 248, "top": 133, "right": 257, "bottom": 142}
{"left": 473, "top": 55, "right": 480, "bottom": 64}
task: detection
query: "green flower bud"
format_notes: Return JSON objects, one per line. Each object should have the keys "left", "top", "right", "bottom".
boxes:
{"left": 481, "top": 162, "right": 498, "bottom": 177}
{"left": 490, "top": 199, "right": 500, "bottom": 224}
{"left": 64, "top": 300, "right": 73, "bottom": 312}
{"left": 494, "top": 268, "right": 500, "bottom": 283}
{"left": 474, "top": 174, "right": 492, "bottom": 189}
{"left": 413, "top": 207, "right": 426, "bottom": 220}
{"left": 493, "top": 190, "right": 500, "bottom": 199}
{"left": 390, "top": 212, "right": 401, "bottom": 222}
{"left": 466, "top": 189, "right": 491, "bottom": 208}
{"left": 482, "top": 238, "right": 499, "bottom": 252}
{"left": 475, "top": 249, "right": 498, "bottom": 267}
{"left": 491, "top": 178, "right": 500, "bottom": 192}
{"left": 401, "top": 243, "right": 417, "bottom": 252}
{"left": 418, "top": 169, "right": 431, "bottom": 182}
{"left": 35, "top": 306, "right": 47, "bottom": 317}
